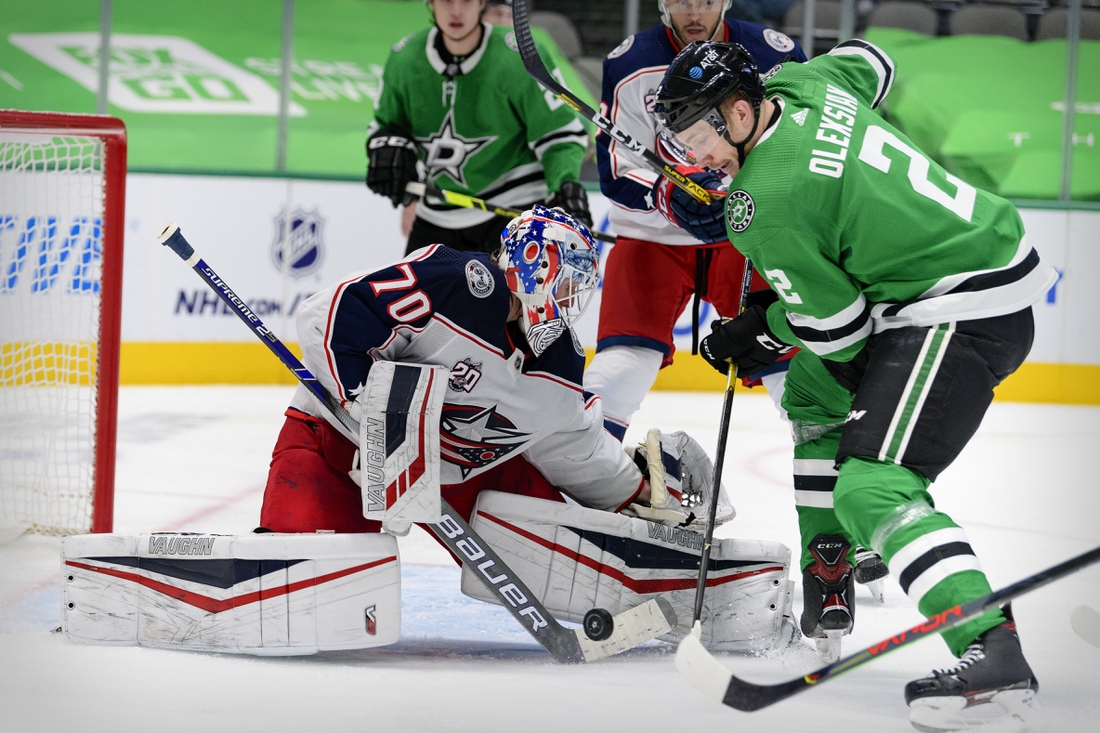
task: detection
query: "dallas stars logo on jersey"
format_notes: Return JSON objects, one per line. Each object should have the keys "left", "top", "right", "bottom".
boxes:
{"left": 417, "top": 108, "right": 497, "bottom": 190}
{"left": 726, "top": 191, "right": 755, "bottom": 233}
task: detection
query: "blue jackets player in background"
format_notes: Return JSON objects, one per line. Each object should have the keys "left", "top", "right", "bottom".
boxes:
{"left": 584, "top": 0, "right": 805, "bottom": 442}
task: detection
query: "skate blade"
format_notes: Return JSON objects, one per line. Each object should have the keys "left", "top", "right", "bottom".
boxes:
{"left": 908, "top": 689, "right": 1040, "bottom": 733}
{"left": 814, "top": 629, "right": 844, "bottom": 663}
{"left": 865, "top": 577, "right": 886, "bottom": 604}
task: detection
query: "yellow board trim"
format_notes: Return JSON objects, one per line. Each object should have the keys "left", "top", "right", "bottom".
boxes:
{"left": 119, "top": 343, "right": 1100, "bottom": 405}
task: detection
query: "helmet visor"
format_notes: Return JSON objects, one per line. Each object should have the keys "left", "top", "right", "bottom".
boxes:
{"left": 668, "top": 116, "right": 726, "bottom": 163}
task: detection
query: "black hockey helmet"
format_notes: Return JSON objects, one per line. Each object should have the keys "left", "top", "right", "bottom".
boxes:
{"left": 654, "top": 42, "right": 766, "bottom": 165}
{"left": 653, "top": 41, "right": 765, "bottom": 134}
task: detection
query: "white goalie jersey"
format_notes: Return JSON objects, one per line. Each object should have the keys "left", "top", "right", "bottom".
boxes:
{"left": 289, "top": 245, "right": 644, "bottom": 511}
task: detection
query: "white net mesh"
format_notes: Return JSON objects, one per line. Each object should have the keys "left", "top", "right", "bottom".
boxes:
{"left": 0, "top": 132, "right": 106, "bottom": 536}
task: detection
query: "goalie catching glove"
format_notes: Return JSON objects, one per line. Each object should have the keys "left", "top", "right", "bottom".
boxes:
{"left": 366, "top": 124, "right": 419, "bottom": 208}
{"left": 700, "top": 305, "right": 794, "bottom": 377}
{"left": 624, "top": 428, "right": 734, "bottom": 530}
{"left": 655, "top": 165, "right": 728, "bottom": 244}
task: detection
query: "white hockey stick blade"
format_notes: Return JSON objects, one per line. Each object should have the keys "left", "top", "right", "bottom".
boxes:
{"left": 1071, "top": 604, "right": 1100, "bottom": 648}
{"left": 577, "top": 597, "right": 677, "bottom": 662}
{"left": 676, "top": 622, "right": 734, "bottom": 704}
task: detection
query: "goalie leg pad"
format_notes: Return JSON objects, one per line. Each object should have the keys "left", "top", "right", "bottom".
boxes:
{"left": 353, "top": 361, "right": 448, "bottom": 527}
{"left": 61, "top": 532, "right": 401, "bottom": 655}
{"left": 462, "top": 491, "right": 792, "bottom": 651}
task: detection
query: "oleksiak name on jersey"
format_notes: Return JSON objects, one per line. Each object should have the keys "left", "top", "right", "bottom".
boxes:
{"left": 290, "top": 245, "right": 642, "bottom": 510}
{"left": 724, "top": 40, "right": 1057, "bottom": 362}
{"left": 372, "top": 22, "right": 588, "bottom": 229}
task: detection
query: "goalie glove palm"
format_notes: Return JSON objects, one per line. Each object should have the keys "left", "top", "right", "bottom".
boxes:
{"left": 655, "top": 165, "right": 728, "bottom": 244}
{"left": 700, "top": 305, "right": 793, "bottom": 377}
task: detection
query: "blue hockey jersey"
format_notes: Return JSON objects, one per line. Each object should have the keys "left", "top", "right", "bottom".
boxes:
{"left": 597, "top": 21, "right": 805, "bottom": 244}
{"left": 291, "top": 244, "right": 643, "bottom": 510}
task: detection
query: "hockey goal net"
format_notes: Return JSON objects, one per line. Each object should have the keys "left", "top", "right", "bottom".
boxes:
{"left": 0, "top": 110, "right": 126, "bottom": 536}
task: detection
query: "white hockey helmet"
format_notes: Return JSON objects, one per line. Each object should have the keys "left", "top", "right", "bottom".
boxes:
{"left": 498, "top": 205, "right": 599, "bottom": 356}
{"left": 659, "top": 0, "right": 734, "bottom": 29}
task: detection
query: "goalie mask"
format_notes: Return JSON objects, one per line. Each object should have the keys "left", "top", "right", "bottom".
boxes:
{"left": 498, "top": 205, "right": 599, "bottom": 356}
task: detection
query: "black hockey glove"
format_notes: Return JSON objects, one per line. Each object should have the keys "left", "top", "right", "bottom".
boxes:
{"left": 366, "top": 124, "right": 419, "bottom": 208}
{"left": 699, "top": 305, "right": 794, "bottom": 377}
{"left": 655, "top": 165, "right": 728, "bottom": 244}
{"left": 546, "top": 180, "right": 593, "bottom": 228}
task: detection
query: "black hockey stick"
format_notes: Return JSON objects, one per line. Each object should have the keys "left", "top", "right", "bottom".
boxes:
{"left": 156, "top": 223, "right": 675, "bottom": 664}
{"left": 677, "top": 545, "right": 1100, "bottom": 711}
{"left": 690, "top": 257, "right": 755, "bottom": 626}
{"left": 511, "top": 0, "right": 716, "bottom": 205}
{"left": 404, "top": 181, "right": 616, "bottom": 244}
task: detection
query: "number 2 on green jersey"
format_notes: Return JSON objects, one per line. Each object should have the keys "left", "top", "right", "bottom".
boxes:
{"left": 858, "top": 126, "right": 976, "bottom": 222}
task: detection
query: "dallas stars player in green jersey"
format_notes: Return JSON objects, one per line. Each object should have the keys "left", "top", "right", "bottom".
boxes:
{"left": 654, "top": 41, "right": 1056, "bottom": 729}
{"left": 366, "top": 0, "right": 590, "bottom": 255}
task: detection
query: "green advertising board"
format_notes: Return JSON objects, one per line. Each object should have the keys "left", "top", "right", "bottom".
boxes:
{"left": 3, "top": 4, "right": 1096, "bottom": 199}
{"left": 0, "top": 0, "right": 593, "bottom": 178}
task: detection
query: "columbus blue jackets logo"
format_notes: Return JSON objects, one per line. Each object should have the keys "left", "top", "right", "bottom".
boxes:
{"left": 440, "top": 403, "right": 529, "bottom": 477}
{"left": 465, "top": 260, "right": 495, "bottom": 298}
{"left": 271, "top": 206, "right": 324, "bottom": 278}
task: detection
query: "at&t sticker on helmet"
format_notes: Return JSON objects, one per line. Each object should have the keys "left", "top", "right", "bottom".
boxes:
{"left": 465, "top": 260, "right": 495, "bottom": 298}
{"left": 726, "top": 191, "right": 755, "bottom": 233}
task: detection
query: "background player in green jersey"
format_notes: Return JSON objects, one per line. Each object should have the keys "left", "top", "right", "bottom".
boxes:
{"left": 653, "top": 40, "right": 1057, "bottom": 730}
{"left": 366, "top": 0, "right": 590, "bottom": 255}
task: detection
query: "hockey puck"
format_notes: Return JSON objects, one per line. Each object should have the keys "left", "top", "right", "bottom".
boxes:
{"left": 583, "top": 607, "right": 614, "bottom": 641}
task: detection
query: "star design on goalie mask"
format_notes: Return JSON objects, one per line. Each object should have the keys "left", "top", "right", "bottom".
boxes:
{"left": 440, "top": 403, "right": 529, "bottom": 477}
{"left": 417, "top": 108, "right": 497, "bottom": 190}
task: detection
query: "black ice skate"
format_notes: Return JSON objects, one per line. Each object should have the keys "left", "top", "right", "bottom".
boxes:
{"left": 801, "top": 534, "right": 854, "bottom": 662}
{"left": 854, "top": 545, "right": 889, "bottom": 604}
{"left": 905, "top": 613, "right": 1039, "bottom": 732}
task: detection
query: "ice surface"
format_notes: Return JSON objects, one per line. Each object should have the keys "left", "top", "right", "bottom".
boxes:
{"left": 1, "top": 387, "right": 1098, "bottom": 732}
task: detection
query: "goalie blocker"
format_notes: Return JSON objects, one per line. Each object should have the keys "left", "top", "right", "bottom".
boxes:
{"left": 463, "top": 491, "right": 795, "bottom": 651}
{"left": 61, "top": 532, "right": 400, "bottom": 655}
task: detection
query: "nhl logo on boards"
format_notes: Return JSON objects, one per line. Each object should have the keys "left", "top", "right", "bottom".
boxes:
{"left": 764, "top": 29, "right": 796, "bottom": 53}
{"left": 466, "top": 260, "right": 495, "bottom": 298}
{"left": 271, "top": 206, "right": 325, "bottom": 278}
{"left": 725, "top": 191, "right": 755, "bottom": 233}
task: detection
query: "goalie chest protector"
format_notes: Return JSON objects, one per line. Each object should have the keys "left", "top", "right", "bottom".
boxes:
{"left": 61, "top": 532, "right": 401, "bottom": 655}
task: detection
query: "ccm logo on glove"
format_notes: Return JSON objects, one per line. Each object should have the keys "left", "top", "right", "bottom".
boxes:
{"left": 699, "top": 305, "right": 793, "bottom": 377}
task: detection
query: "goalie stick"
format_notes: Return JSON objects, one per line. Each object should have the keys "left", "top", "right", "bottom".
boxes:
{"left": 156, "top": 223, "right": 675, "bottom": 664}
{"left": 511, "top": 0, "right": 716, "bottom": 205}
{"left": 676, "top": 545, "right": 1100, "bottom": 711}
{"left": 405, "top": 181, "right": 616, "bottom": 244}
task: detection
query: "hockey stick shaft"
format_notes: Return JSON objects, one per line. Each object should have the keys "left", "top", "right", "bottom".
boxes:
{"left": 511, "top": 0, "right": 716, "bottom": 205}
{"left": 405, "top": 181, "right": 616, "bottom": 244}
{"left": 155, "top": 223, "right": 671, "bottom": 664}
{"left": 679, "top": 545, "right": 1100, "bottom": 711}
{"left": 690, "top": 258, "right": 756, "bottom": 625}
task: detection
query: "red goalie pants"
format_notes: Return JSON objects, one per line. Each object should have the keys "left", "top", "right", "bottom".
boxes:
{"left": 260, "top": 409, "right": 565, "bottom": 549}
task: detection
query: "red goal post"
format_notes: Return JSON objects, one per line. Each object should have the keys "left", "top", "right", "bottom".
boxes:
{"left": 0, "top": 110, "right": 126, "bottom": 535}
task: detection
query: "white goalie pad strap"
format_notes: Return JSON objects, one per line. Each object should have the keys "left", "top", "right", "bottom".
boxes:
{"left": 356, "top": 361, "right": 447, "bottom": 524}
{"left": 461, "top": 491, "right": 791, "bottom": 651}
{"left": 61, "top": 533, "right": 401, "bottom": 655}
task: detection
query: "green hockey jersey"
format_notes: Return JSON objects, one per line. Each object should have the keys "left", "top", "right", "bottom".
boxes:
{"left": 372, "top": 22, "right": 588, "bottom": 228}
{"left": 723, "top": 40, "right": 1057, "bottom": 362}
